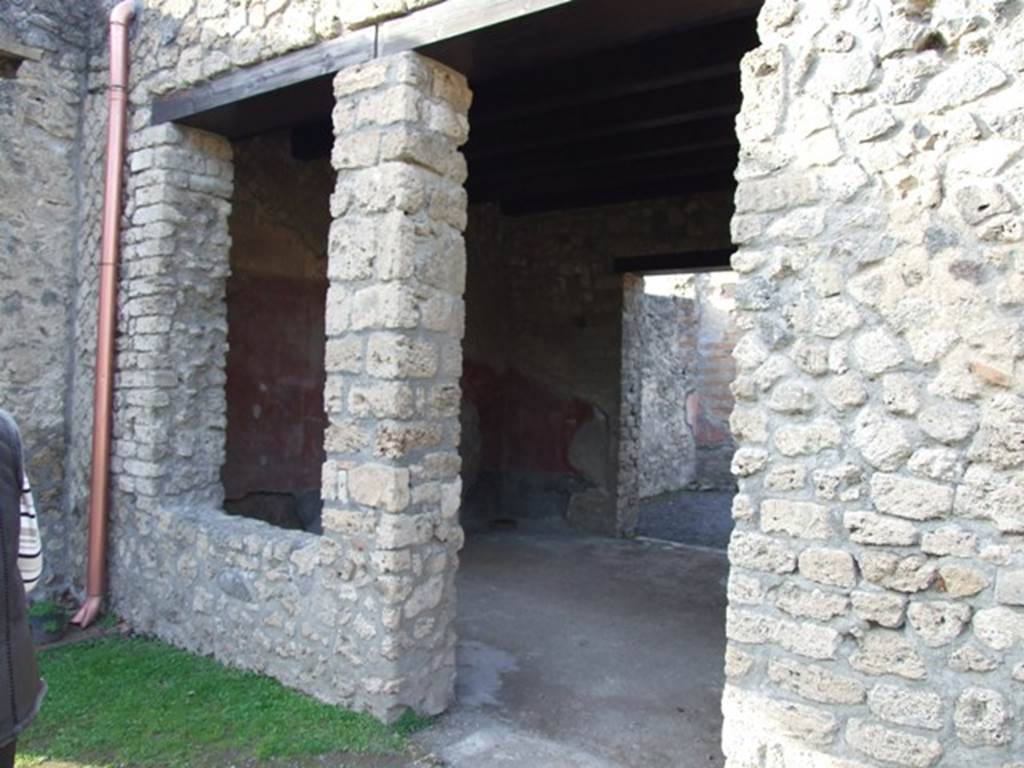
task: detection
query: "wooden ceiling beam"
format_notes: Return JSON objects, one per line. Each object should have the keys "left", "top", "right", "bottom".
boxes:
{"left": 495, "top": 172, "right": 736, "bottom": 215}
{"left": 469, "top": 16, "right": 756, "bottom": 124}
{"left": 469, "top": 145, "right": 739, "bottom": 195}
{"left": 466, "top": 117, "right": 738, "bottom": 174}
{"left": 613, "top": 250, "right": 735, "bottom": 274}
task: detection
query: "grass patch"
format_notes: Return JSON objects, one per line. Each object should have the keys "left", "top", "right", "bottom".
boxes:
{"left": 17, "top": 636, "right": 417, "bottom": 768}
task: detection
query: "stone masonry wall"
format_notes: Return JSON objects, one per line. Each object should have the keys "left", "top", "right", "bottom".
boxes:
{"left": 638, "top": 272, "right": 740, "bottom": 498}
{"left": 0, "top": 1, "right": 93, "bottom": 596}
{"left": 637, "top": 289, "right": 699, "bottom": 497}
{"left": 105, "top": 119, "right": 388, "bottom": 715}
{"left": 63, "top": 0, "right": 461, "bottom": 599}
{"left": 723, "top": 1, "right": 1024, "bottom": 767}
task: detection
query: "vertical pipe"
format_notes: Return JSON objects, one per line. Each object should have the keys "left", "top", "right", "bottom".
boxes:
{"left": 72, "top": 0, "right": 137, "bottom": 629}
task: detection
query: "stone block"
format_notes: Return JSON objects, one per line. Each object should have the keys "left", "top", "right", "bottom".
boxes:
{"left": 799, "top": 548, "right": 857, "bottom": 588}
{"left": 774, "top": 419, "right": 843, "bottom": 456}
{"left": 938, "top": 563, "right": 989, "bottom": 598}
{"left": 870, "top": 473, "right": 954, "bottom": 521}
{"left": 722, "top": 685, "right": 839, "bottom": 748}
{"left": 366, "top": 333, "right": 438, "bottom": 379}
{"left": 954, "top": 688, "right": 1013, "bottom": 746}
{"left": 974, "top": 606, "right": 1024, "bottom": 650}
{"left": 777, "top": 619, "right": 842, "bottom": 660}
{"left": 852, "top": 329, "right": 904, "bottom": 377}
{"left": 917, "top": 402, "right": 979, "bottom": 444}
{"left": 949, "top": 642, "right": 1000, "bottom": 673}
{"left": 768, "top": 658, "right": 866, "bottom": 705}
{"left": 348, "top": 464, "right": 411, "bottom": 513}
{"left": 774, "top": 583, "right": 849, "bottom": 622}
{"left": 347, "top": 382, "right": 416, "bottom": 419}
{"left": 859, "top": 552, "right": 937, "bottom": 593}
{"left": 852, "top": 590, "right": 907, "bottom": 628}
{"left": 729, "top": 532, "right": 797, "bottom": 574}
{"left": 351, "top": 283, "right": 419, "bottom": 329}
{"left": 845, "top": 719, "right": 942, "bottom": 768}
{"left": 765, "top": 463, "right": 807, "bottom": 490}
{"left": 844, "top": 511, "right": 918, "bottom": 547}
{"left": 761, "top": 499, "right": 833, "bottom": 540}
{"left": 921, "top": 526, "right": 976, "bottom": 557}
{"left": 850, "top": 629, "right": 926, "bottom": 680}
{"left": 867, "top": 684, "right": 943, "bottom": 730}
{"left": 907, "top": 601, "right": 971, "bottom": 647}
{"left": 996, "top": 570, "right": 1024, "bottom": 605}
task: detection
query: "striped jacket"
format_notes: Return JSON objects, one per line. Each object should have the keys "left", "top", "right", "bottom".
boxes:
{"left": 19, "top": 474, "right": 40, "bottom": 592}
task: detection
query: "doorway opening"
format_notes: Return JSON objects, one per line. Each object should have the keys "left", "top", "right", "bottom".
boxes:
{"left": 629, "top": 270, "right": 740, "bottom": 549}
{"left": 419, "top": 7, "right": 756, "bottom": 766}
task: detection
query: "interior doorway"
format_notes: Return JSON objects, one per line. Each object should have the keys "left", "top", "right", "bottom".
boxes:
{"left": 628, "top": 270, "right": 740, "bottom": 549}
{"left": 419, "top": 7, "right": 756, "bottom": 766}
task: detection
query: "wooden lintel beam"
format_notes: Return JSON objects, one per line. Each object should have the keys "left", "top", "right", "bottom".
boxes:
{"left": 152, "top": 0, "right": 570, "bottom": 128}
{"left": 379, "top": 0, "right": 573, "bottom": 56}
{"left": 152, "top": 28, "right": 375, "bottom": 127}
{"left": 0, "top": 35, "right": 43, "bottom": 63}
{"left": 466, "top": 115, "right": 736, "bottom": 167}
{"left": 613, "top": 250, "right": 735, "bottom": 274}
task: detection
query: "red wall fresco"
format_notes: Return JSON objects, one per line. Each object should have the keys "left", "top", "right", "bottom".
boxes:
{"left": 462, "top": 359, "right": 593, "bottom": 475}
{"left": 222, "top": 272, "right": 327, "bottom": 499}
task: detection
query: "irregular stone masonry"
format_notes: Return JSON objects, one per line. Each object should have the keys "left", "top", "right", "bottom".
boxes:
{"left": 723, "top": 1, "right": 1024, "bottom": 766}
{"left": 0, "top": 0, "right": 94, "bottom": 596}
{"left": 3, "top": 0, "right": 1024, "bottom": 759}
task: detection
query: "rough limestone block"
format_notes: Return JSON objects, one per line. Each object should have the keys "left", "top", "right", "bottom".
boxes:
{"left": 995, "top": 570, "right": 1024, "bottom": 605}
{"left": 954, "top": 688, "right": 1013, "bottom": 746}
{"left": 907, "top": 601, "right": 971, "bottom": 647}
{"left": 870, "top": 473, "right": 954, "bottom": 521}
{"left": 768, "top": 658, "right": 866, "bottom": 705}
{"left": 799, "top": 547, "right": 858, "bottom": 588}
{"left": 761, "top": 499, "right": 833, "bottom": 539}
{"left": 845, "top": 719, "right": 942, "bottom": 768}
{"left": 867, "top": 684, "right": 943, "bottom": 730}
{"left": 852, "top": 590, "right": 907, "bottom": 628}
{"left": 850, "top": 629, "right": 926, "bottom": 680}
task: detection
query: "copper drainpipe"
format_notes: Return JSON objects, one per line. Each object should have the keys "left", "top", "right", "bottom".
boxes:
{"left": 72, "top": 0, "right": 138, "bottom": 628}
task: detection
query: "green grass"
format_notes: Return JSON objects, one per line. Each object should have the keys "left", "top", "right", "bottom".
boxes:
{"left": 17, "top": 636, "right": 423, "bottom": 768}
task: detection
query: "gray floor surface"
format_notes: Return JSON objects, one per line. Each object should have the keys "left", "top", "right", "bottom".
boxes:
{"left": 415, "top": 532, "right": 730, "bottom": 768}
{"left": 635, "top": 490, "right": 735, "bottom": 549}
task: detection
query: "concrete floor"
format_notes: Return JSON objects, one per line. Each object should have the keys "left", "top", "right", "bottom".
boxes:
{"left": 415, "top": 532, "right": 730, "bottom": 768}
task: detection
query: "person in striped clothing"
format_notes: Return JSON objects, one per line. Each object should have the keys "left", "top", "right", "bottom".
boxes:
{"left": 0, "top": 410, "right": 45, "bottom": 768}
{"left": 18, "top": 471, "right": 41, "bottom": 594}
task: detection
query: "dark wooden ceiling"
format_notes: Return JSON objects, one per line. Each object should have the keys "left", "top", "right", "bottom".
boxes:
{"left": 462, "top": 13, "right": 756, "bottom": 213}
{"left": 157, "top": 0, "right": 759, "bottom": 216}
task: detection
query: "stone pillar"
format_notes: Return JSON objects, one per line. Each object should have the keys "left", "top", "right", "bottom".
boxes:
{"left": 724, "top": 2, "right": 1024, "bottom": 767}
{"left": 114, "top": 123, "right": 233, "bottom": 513}
{"left": 324, "top": 51, "right": 471, "bottom": 720}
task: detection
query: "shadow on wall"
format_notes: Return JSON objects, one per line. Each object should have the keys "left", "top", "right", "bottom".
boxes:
{"left": 459, "top": 361, "right": 614, "bottom": 534}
